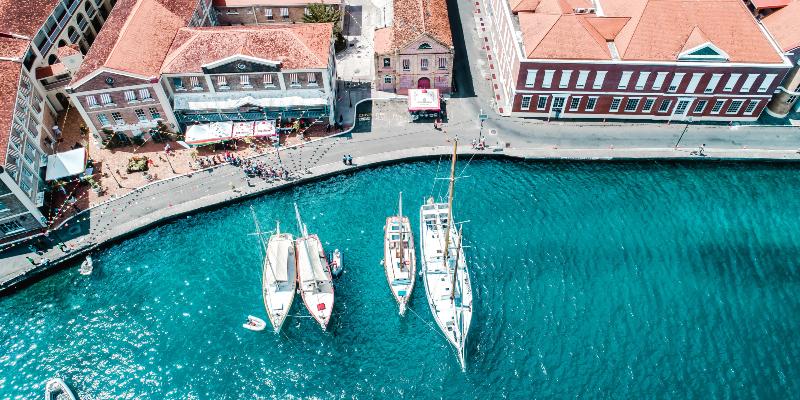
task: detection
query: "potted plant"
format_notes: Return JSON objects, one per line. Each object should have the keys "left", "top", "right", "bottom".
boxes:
{"left": 86, "top": 176, "right": 102, "bottom": 194}
{"left": 126, "top": 156, "right": 150, "bottom": 173}
{"left": 79, "top": 124, "right": 89, "bottom": 137}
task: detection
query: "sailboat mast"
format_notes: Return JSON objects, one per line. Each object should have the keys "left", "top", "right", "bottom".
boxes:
{"left": 294, "top": 203, "right": 318, "bottom": 289}
{"left": 442, "top": 142, "right": 457, "bottom": 264}
{"left": 398, "top": 192, "right": 405, "bottom": 271}
{"left": 451, "top": 225, "right": 462, "bottom": 302}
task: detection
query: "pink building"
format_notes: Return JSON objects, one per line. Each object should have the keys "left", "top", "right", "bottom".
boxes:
{"left": 373, "top": 0, "right": 454, "bottom": 94}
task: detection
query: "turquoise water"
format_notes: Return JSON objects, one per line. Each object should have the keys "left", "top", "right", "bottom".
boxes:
{"left": 2, "top": 160, "right": 800, "bottom": 399}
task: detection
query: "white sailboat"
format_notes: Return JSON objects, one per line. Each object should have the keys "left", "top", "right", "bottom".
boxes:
{"left": 252, "top": 210, "right": 297, "bottom": 333}
{"left": 384, "top": 192, "right": 416, "bottom": 315}
{"left": 419, "top": 142, "right": 474, "bottom": 371}
{"left": 294, "top": 203, "right": 335, "bottom": 330}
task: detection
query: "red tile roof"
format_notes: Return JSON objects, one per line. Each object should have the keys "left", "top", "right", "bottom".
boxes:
{"left": 0, "top": 37, "right": 28, "bottom": 169}
{"left": 160, "top": 24, "right": 333, "bottom": 73}
{"left": 213, "top": 0, "right": 339, "bottom": 5}
{"left": 762, "top": 1, "right": 800, "bottom": 51}
{"left": 374, "top": 27, "right": 394, "bottom": 54}
{"left": 70, "top": 0, "right": 200, "bottom": 86}
{"left": 510, "top": 0, "right": 542, "bottom": 12}
{"left": 0, "top": 0, "right": 62, "bottom": 38}
{"left": 520, "top": 13, "right": 611, "bottom": 59}
{"left": 389, "top": 0, "right": 453, "bottom": 52}
{"left": 750, "top": 0, "right": 792, "bottom": 9}
{"left": 35, "top": 62, "right": 67, "bottom": 79}
{"left": 57, "top": 43, "right": 81, "bottom": 59}
{"left": 516, "top": 0, "right": 784, "bottom": 63}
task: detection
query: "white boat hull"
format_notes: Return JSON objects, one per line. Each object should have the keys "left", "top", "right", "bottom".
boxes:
{"left": 45, "top": 378, "right": 76, "bottom": 400}
{"left": 243, "top": 315, "right": 267, "bottom": 331}
{"left": 420, "top": 202, "right": 473, "bottom": 371}
{"left": 384, "top": 216, "right": 416, "bottom": 315}
{"left": 296, "top": 235, "right": 335, "bottom": 330}
{"left": 263, "top": 233, "right": 297, "bottom": 333}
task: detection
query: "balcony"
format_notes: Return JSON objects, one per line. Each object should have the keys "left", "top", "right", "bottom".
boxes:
{"left": 69, "top": 30, "right": 80, "bottom": 43}
{"left": 78, "top": 19, "right": 87, "bottom": 30}
{"left": 43, "top": 77, "right": 72, "bottom": 91}
{"left": 37, "top": 0, "right": 81, "bottom": 55}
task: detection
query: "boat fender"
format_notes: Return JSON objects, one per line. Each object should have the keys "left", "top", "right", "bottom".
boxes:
{"left": 380, "top": 260, "right": 384, "bottom": 265}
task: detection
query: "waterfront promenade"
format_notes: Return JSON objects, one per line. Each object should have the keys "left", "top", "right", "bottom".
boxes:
{"left": 2, "top": 110, "right": 800, "bottom": 293}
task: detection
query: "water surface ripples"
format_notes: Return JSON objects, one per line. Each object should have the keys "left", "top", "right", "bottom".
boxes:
{"left": 1, "top": 160, "right": 800, "bottom": 398}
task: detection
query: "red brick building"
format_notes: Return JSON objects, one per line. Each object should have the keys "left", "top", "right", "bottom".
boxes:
{"left": 481, "top": 0, "right": 795, "bottom": 121}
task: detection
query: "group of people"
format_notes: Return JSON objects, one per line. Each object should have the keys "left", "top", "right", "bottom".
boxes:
{"left": 472, "top": 136, "right": 487, "bottom": 150}
{"left": 342, "top": 155, "right": 353, "bottom": 165}
{"left": 241, "top": 158, "right": 290, "bottom": 181}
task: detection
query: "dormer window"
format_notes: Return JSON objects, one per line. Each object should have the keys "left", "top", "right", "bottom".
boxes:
{"left": 417, "top": 42, "right": 432, "bottom": 50}
{"left": 217, "top": 75, "right": 229, "bottom": 90}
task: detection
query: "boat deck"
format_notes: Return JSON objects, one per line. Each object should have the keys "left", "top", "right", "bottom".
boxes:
{"left": 384, "top": 216, "right": 416, "bottom": 314}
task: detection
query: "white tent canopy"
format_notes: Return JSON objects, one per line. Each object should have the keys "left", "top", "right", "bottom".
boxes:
{"left": 173, "top": 90, "right": 329, "bottom": 111}
{"left": 254, "top": 120, "right": 277, "bottom": 139}
{"left": 45, "top": 148, "right": 86, "bottom": 181}
{"left": 408, "top": 89, "right": 441, "bottom": 111}
{"left": 232, "top": 121, "right": 253, "bottom": 138}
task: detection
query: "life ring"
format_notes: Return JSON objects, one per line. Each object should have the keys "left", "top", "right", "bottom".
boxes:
{"left": 404, "top": 260, "right": 410, "bottom": 265}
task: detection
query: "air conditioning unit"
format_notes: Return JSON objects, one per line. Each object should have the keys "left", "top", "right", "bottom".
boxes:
{"left": 575, "top": 8, "right": 585, "bottom": 13}
{"left": 588, "top": 8, "right": 596, "bottom": 13}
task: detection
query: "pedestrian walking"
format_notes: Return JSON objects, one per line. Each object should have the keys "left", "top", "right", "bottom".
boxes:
{"left": 472, "top": 138, "right": 477, "bottom": 149}
{"left": 230, "top": 182, "right": 236, "bottom": 191}
{"left": 26, "top": 256, "right": 35, "bottom": 265}
{"left": 433, "top": 119, "right": 437, "bottom": 130}
{"left": 188, "top": 161, "right": 193, "bottom": 169}
{"left": 57, "top": 242, "right": 67, "bottom": 252}
{"left": 165, "top": 143, "right": 171, "bottom": 155}
{"left": 348, "top": 155, "right": 353, "bottom": 165}
{"left": 326, "top": 123, "right": 331, "bottom": 133}
{"left": 342, "top": 155, "right": 347, "bottom": 165}
{"left": 339, "top": 115, "right": 343, "bottom": 124}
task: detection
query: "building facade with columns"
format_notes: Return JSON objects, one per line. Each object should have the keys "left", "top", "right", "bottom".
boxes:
{"left": 481, "top": 0, "right": 794, "bottom": 121}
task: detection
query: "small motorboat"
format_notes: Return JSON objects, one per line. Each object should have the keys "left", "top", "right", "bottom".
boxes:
{"left": 329, "top": 249, "right": 343, "bottom": 277}
{"left": 242, "top": 315, "right": 266, "bottom": 331}
{"left": 79, "top": 256, "right": 93, "bottom": 275}
{"left": 45, "top": 378, "right": 76, "bottom": 400}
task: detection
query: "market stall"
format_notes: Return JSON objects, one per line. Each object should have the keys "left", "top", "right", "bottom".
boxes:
{"left": 407, "top": 89, "right": 442, "bottom": 119}
{"left": 232, "top": 121, "right": 254, "bottom": 139}
{"left": 254, "top": 120, "right": 277, "bottom": 140}
{"left": 45, "top": 148, "right": 87, "bottom": 181}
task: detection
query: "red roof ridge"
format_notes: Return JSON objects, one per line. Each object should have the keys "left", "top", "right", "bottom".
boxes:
{"left": 575, "top": 15, "right": 611, "bottom": 56}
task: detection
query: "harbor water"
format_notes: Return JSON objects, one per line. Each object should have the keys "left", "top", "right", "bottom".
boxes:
{"left": 1, "top": 160, "right": 800, "bottom": 398}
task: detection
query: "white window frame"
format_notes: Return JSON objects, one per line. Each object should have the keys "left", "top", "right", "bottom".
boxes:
{"left": 111, "top": 112, "right": 125, "bottom": 125}
{"left": 740, "top": 74, "right": 759, "bottom": 92}
{"left": 685, "top": 73, "right": 703, "bottom": 94}
{"left": 692, "top": 100, "right": 707, "bottom": 114}
{"left": 624, "top": 97, "right": 641, "bottom": 112}
{"left": 609, "top": 97, "right": 622, "bottom": 112}
{"left": 265, "top": 8, "right": 273, "bottom": 19}
{"left": 642, "top": 97, "right": 656, "bottom": 112}
{"left": 536, "top": 95, "right": 549, "bottom": 110}
{"left": 521, "top": 95, "right": 533, "bottom": 110}
{"left": 525, "top": 70, "right": 537, "bottom": 88}
{"left": 743, "top": 100, "right": 759, "bottom": 115}
{"left": 585, "top": 96, "right": 598, "bottom": 111}
{"left": 149, "top": 108, "right": 161, "bottom": 120}
{"left": 240, "top": 75, "right": 252, "bottom": 88}
{"left": 86, "top": 95, "right": 99, "bottom": 108}
{"left": 402, "top": 59, "right": 410, "bottom": 71}
{"left": 542, "top": 70, "right": 555, "bottom": 89}
{"left": 757, "top": 74, "right": 777, "bottom": 93}
{"left": 263, "top": 74, "right": 275, "bottom": 87}
{"left": 124, "top": 90, "right": 138, "bottom": 103}
{"left": 0, "top": 220, "right": 24, "bottom": 235}
{"left": 723, "top": 74, "right": 741, "bottom": 92}
{"left": 217, "top": 75, "right": 229, "bottom": 90}
{"left": 97, "top": 114, "right": 110, "bottom": 127}
{"left": 289, "top": 73, "right": 300, "bottom": 86}
{"left": 384, "top": 75, "right": 392, "bottom": 84}
{"left": 139, "top": 88, "right": 153, "bottom": 100}
{"left": 420, "top": 58, "right": 429, "bottom": 70}
{"left": 618, "top": 71, "right": 633, "bottom": 90}
{"left": 704, "top": 74, "right": 722, "bottom": 93}
{"left": 280, "top": 7, "right": 289, "bottom": 19}
{"left": 190, "top": 76, "right": 201, "bottom": 90}
{"left": 568, "top": 96, "right": 581, "bottom": 111}
{"left": 593, "top": 71, "right": 607, "bottom": 89}
{"left": 652, "top": 72, "right": 668, "bottom": 90}
{"left": 559, "top": 70, "right": 573, "bottom": 88}
{"left": 667, "top": 73, "right": 685, "bottom": 93}
{"left": 710, "top": 99, "right": 726, "bottom": 114}
{"left": 135, "top": 109, "right": 147, "bottom": 122}
{"left": 576, "top": 70, "right": 589, "bottom": 89}
{"left": 99, "top": 93, "right": 114, "bottom": 106}
{"left": 726, "top": 99, "right": 744, "bottom": 114}
{"left": 173, "top": 77, "right": 185, "bottom": 91}
{"left": 438, "top": 58, "right": 447, "bottom": 70}
{"left": 673, "top": 99, "right": 690, "bottom": 115}
{"left": 307, "top": 72, "right": 318, "bottom": 86}
{"left": 634, "top": 72, "right": 650, "bottom": 90}
{"left": 657, "top": 99, "right": 673, "bottom": 113}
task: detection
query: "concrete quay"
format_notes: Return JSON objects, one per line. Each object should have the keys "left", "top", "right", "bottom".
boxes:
{"left": 3, "top": 114, "right": 800, "bottom": 295}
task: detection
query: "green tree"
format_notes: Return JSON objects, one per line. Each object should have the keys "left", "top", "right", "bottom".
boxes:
{"left": 303, "top": 1, "right": 344, "bottom": 34}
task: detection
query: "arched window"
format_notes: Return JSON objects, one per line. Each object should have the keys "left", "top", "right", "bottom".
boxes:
{"left": 67, "top": 26, "right": 78, "bottom": 43}
{"left": 58, "top": 39, "right": 67, "bottom": 48}
{"left": 77, "top": 13, "right": 86, "bottom": 27}
{"left": 418, "top": 42, "right": 433, "bottom": 50}
{"left": 48, "top": 54, "right": 58, "bottom": 65}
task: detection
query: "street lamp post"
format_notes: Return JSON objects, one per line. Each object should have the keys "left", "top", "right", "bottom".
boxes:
{"left": 105, "top": 163, "right": 121, "bottom": 188}
{"left": 164, "top": 152, "right": 176, "bottom": 174}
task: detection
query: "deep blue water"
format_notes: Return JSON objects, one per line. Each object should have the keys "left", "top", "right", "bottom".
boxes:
{"left": 2, "top": 160, "right": 800, "bottom": 399}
